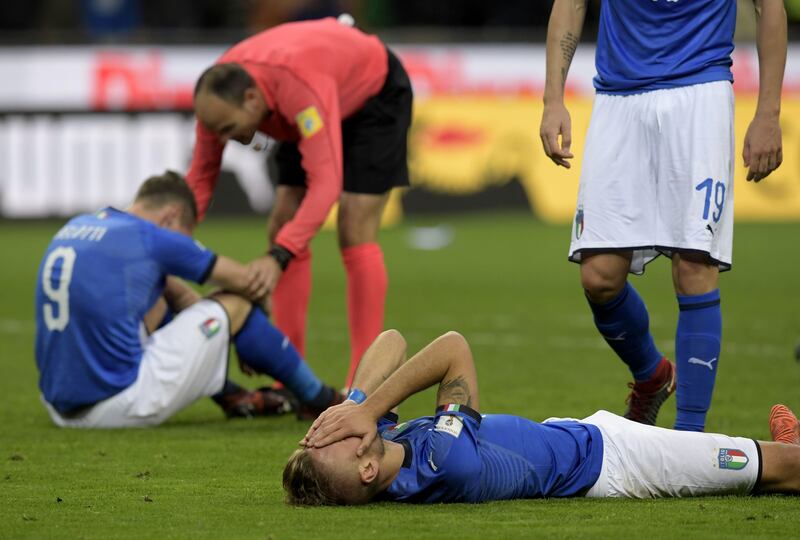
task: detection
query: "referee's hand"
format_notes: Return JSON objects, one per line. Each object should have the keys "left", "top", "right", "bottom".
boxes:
{"left": 540, "top": 101, "right": 575, "bottom": 168}
{"left": 246, "top": 255, "right": 283, "bottom": 300}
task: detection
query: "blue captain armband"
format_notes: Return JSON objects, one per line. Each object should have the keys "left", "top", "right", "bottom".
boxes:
{"left": 346, "top": 388, "right": 367, "bottom": 404}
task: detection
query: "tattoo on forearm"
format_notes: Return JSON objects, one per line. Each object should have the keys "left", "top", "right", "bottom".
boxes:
{"left": 560, "top": 31, "right": 579, "bottom": 84}
{"left": 437, "top": 376, "right": 472, "bottom": 407}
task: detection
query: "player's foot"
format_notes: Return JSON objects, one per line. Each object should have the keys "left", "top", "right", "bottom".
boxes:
{"left": 296, "top": 385, "right": 346, "bottom": 421}
{"left": 623, "top": 358, "right": 676, "bottom": 425}
{"left": 769, "top": 404, "right": 800, "bottom": 445}
{"left": 219, "top": 386, "right": 294, "bottom": 419}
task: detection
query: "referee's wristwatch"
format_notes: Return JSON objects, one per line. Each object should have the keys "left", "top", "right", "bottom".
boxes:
{"left": 267, "top": 245, "right": 293, "bottom": 271}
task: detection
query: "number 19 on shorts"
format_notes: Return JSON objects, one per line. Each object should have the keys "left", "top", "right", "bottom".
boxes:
{"left": 695, "top": 178, "right": 726, "bottom": 223}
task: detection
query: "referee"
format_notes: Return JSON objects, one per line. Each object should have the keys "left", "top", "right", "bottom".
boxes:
{"left": 187, "top": 17, "right": 413, "bottom": 389}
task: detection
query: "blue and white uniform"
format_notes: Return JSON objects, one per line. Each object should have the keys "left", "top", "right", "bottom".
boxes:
{"left": 379, "top": 407, "right": 760, "bottom": 501}
{"left": 35, "top": 207, "right": 229, "bottom": 428}
{"left": 569, "top": 0, "right": 736, "bottom": 273}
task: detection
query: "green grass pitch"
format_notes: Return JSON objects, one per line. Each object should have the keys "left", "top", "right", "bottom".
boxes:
{"left": 1, "top": 213, "right": 799, "bottom": 539}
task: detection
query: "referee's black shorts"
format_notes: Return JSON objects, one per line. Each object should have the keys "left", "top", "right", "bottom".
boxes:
{"left": 273, "top": 47, "right": 412, "bottom": 194}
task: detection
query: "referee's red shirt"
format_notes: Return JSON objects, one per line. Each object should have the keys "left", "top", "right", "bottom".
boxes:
{"left": 187, "top": 18, "right": 388, "bottom": 255}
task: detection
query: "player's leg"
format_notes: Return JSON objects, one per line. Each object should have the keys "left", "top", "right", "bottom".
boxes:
{"left": 756, "top": 441, "right": 800, "bottom": 494}
{"left": 656, "top": 81, "right": 735, "bottom": 432}
{"left": 58, "top": 300, "right": 234, "bottom": 427}
{"left": 754, "top": 405, "right": 800, "bottom": 493}
{"left": 583, "top": 410, "right": 760, "bottom": 498}
{"left": 582, "top": 254, "right": 673, "bottom": 424}
{"left": 338, "top": 192, "right": 391, "bottom": 389}
{"left": 270, "top": 144, "right": 312, "bottom": 357}
{"left": 671, "top": 251, "right": 721, "bottom": 432}
{"left": 212, "top": 292, "right": 343, "bottom": 417}
{"left": 581, "top": 252, "right": 665, "bottom": 383}
{"left": 140, "top": 296, "right": 272, "bottom": 418}
{"left": 569, "top": 91, "right": 673, "bottom": 425}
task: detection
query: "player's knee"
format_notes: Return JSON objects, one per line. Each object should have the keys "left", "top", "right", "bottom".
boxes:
{"left": 209, "top": 292, "right": 253, "bottom": 333}
{"left": 580, "top": 266, "right": 626, "bottom": 303}
{"left": 673, "top": 255, "right": 718, "bottom": 295}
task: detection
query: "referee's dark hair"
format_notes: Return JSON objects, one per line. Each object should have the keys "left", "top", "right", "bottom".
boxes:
{"left": 134, "top": 170, "right": 198, "bottom": 228}
{"left": 194, "top": 63, "right": 255, "bottom": 106}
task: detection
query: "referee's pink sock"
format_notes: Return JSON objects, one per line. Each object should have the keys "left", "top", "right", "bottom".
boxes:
{"left": 272, "top": 248, "right": 312, "bottom": 357}
{"left": 342, "top": 242, "right": 388, "bottom": 388}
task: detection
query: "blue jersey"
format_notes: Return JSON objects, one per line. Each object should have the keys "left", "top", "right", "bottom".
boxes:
{"left": 379, "top": 405, "right": 603, "bottom": 503}
{"left": 35, "top": 208, "right": 217, "bottom": 414}
{"left": 594, "top": 0, "right": 736, "bottom": 95}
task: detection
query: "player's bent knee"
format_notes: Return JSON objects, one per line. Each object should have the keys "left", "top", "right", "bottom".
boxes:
{"left": 209, "top": 293, "right": 253, "bottom": 334}
{"left": 580, "top": 267, "right": 626, "bottom": 304}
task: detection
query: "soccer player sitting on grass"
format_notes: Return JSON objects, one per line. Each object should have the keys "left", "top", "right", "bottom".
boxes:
{"left": 35, "top": 171, "right": 342, "bottom": 428}
{"left": 284, "top": 330, "right": 800, "bottom": 504}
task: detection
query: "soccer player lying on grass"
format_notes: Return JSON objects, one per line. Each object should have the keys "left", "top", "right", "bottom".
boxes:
{"left": 284, "top": 330, "right": 800, "bottom": 504}
{"left": 35, "top": 171, "right": 342, "bottom": 428}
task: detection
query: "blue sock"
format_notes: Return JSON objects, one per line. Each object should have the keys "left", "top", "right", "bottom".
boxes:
{"left": 233, "top": 306, "right": 322, "bottom": 403}
{"left": 588, "top": 282, "right": 663, "bottom": 381}
{"left": 674, "top": 289, "right": 721, "bottom": 432}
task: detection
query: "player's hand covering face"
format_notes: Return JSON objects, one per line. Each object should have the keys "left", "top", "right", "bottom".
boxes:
{"left": 302, "top": 401, "right": 378, "bottom": 457}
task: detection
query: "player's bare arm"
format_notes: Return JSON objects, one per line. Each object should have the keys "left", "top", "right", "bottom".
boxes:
{"left": 540, "top": 0, "right": 587, "bottom": 168}
{"left": 164, "top": 276, "right": 202, "bottom": 312}
{"left": 300, "top": 330, "right": 408, "bottom": 446}
{"left": 305, "top": 331, "right": 479, "bottom": 455}
{"left": 743, "top": 0, "right": 787, "bottom": 182}
{"left": 349, "top": 329, "right": 409, "bottom": 396}
{"left": 208, "top": 255, "right": 270, "bottom": 301}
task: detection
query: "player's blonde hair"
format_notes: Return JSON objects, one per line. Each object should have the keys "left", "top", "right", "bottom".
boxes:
{"left": 282, "top": 449, "right": 339, "bottom": 506}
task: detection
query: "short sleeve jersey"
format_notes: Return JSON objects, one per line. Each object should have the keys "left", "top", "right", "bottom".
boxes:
{"left": 379, "top": 405, "right": 604, "bottom": 503}
{"left": 594, "top": 0, "right": 736, "bottom": 94}
{"left": 35, "top": 208, "right": 217, "bottom": 413}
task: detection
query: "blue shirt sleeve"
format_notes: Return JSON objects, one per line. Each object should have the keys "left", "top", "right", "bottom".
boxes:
{"left": 422, "top": 405, "right": 483, "bottom": 502}
{"left": 429, "top": 405, "right": 482, "bottom": 470}
{"left": 142, "top": 224, "right": 217, "bottom": 283}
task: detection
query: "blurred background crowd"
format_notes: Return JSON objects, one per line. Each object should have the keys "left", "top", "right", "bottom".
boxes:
{"left": 2, "top": 0, "right": 799, "bottom": 44}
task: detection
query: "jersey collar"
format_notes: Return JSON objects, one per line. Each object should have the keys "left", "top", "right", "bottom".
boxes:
{"left": 398, "top": 439, "right": 412, "bottom": 469}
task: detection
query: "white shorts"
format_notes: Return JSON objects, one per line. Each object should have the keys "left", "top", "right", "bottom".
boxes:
{"left": 44, "top": 300, "right": 230, "bottom": 428}
{"left": 582, "top": 411, "right": 760, "bottom": 498}
{"left": 569, "top": 81, "right": 735, "bottom": 274}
